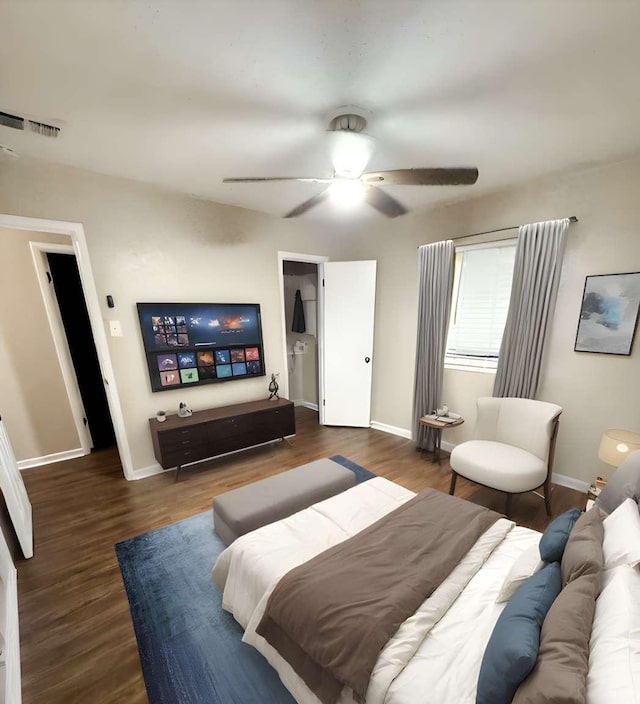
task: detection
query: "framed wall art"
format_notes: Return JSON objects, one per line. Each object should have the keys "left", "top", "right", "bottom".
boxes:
{"left": 574, "top": 271, "right": 640, "bottom": 355}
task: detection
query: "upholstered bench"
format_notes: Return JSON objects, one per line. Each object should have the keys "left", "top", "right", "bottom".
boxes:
{"left": 212, "top": 458, "right": 355, "bottom": 545}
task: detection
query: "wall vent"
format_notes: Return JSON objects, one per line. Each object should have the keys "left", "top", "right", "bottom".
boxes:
{"left": 28, "top": 120, "right": 60, "bottom": 138}
{"left": 0, "top": 111, "right": 24, "bottom": 130}
{"left": 0, "top": 110, "right": 60, "bottom": 138}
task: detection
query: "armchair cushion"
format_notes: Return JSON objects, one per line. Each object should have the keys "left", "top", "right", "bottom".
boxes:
{"left": 450, "top": 440, "right": 547, "bottom": 493}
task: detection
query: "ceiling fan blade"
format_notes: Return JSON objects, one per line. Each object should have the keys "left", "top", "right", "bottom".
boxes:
{"left": 361, "top": 168, "right": 479, "bottom": 186}
{"left": 284, "top": 188, "right": 331, "bottom": 218}
{"left": 364, "top": 187, "right": 407, "bottom": 218}
{"left": 223, "top": 176, "right": 333, "bottom": 184}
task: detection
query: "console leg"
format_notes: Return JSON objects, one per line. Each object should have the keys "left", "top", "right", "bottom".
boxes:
{"left": 174, "top": 465, "right": 181, "bottom": 483}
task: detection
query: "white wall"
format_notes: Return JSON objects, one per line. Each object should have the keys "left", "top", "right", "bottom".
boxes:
{"left": 2, "top": 153, "right": 640, "bottom": 483}
{"left": 0, "top": 159, "right": 351, "bottom": 473}
{"left": 345, "top": 154, "right": 640, "bottom": 484}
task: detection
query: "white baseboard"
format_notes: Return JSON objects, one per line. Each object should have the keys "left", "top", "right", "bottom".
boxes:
{"left": 132, "top": 463, "right": 165, "bottom": 480}
{"left": 551, "top": 473, "right": 589, "bottom": 493}
{"left": 293, "top": 400, "right": 319, "bottom": 411}
{"left": 18, "top": 447, "right": 86, "bottom": 470}
{"left": 441, "top": 440, "right": 456, "bottom": 453}
{"left": 370, "top": 421, "right": 412, "bottom": 440}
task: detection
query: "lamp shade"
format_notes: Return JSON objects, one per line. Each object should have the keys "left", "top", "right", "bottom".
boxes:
{"left": 598, "top": 429, "right": 640, "bottom": 467}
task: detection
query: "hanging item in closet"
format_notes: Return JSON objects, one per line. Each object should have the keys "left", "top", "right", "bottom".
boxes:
{"left": 292, "top": 289, "right": 306, "bottom": 333}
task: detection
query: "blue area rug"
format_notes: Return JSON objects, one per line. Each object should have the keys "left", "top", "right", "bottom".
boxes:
{"left": 116, "top": 455, "right": 375, "bottom": 704}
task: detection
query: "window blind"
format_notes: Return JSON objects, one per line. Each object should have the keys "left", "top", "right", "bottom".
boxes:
{"left": 446, "top": 242, "right": 516, "bottom": 361}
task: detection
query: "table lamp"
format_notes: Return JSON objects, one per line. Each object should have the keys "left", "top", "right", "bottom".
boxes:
{"left": 598, "top": 429, "right": 640, "bottom": 469}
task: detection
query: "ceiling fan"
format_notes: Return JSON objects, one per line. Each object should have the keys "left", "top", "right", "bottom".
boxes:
{"left": 223, "top": 111, "right": 479, "bottom": 218}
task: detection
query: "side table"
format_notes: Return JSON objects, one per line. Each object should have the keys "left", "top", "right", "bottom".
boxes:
{"left": 419, "top": 414, "right": 464, "bottom": 462}
{"left": 586, "top": 476, "right": 607, "bottom": 511}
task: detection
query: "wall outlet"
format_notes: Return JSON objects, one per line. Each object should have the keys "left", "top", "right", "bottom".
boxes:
{"left": 109, "top": 320, "right": 123, "bottom": 337}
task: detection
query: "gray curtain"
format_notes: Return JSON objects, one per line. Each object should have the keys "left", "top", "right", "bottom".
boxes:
{"left": 413, "top": 240, "right": 454, "bottom": 450}
{"left": 493, "top": 218, "right": 569, "bottom": 399}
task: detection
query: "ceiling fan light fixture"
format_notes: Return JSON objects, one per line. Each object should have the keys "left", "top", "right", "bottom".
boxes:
{"left": 328, "top": 178, "right": 365, "bottom": 207}
{"left": 328, "top": 130, "right": 375, "bottom": 179}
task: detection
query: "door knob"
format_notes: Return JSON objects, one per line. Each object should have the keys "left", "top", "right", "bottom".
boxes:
{"left": 364, "top": 357, "right": 371, "bottom": 363}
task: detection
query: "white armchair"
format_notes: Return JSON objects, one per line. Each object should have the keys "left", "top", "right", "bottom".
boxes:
{"left": 449, "top": 397, "right": 562, "bottom": 516}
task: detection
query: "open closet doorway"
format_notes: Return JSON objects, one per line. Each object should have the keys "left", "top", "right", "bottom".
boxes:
{"left": 283, "top": 261, "right": 320, "bottom": 412}
{"left": 278, "top": 252, "right": 328, "bottom": 424}
{"left": 46, "top": 252, "right": 116, "bottom": 451}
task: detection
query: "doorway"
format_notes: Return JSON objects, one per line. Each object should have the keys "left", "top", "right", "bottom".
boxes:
{"left": 0, "top": 213, "right": 133, "bottom": 479}
{"left": 278, "top": 251, "right": 328, "bottom": 422}
{"left": 282, "top": 260, "right": 321, "bottom": 415}
{"left": 47, "top": 253, "right": 116, "bottom": 450}
{"left": 278, "top": 252, "right": 378, "bottom": 429}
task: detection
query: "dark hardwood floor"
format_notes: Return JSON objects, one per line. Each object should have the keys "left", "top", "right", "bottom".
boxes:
{"left": 17, "top": 407, "right": 585, "bottom": 703}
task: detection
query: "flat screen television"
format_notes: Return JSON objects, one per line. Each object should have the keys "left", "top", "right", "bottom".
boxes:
{"left": 137, "top": 302, "right": 266, "bottom": 392}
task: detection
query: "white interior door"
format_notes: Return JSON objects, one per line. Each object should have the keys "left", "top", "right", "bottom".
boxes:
{"left": 321, "top": 260, "right": 377, "bottom": 427}
{"left": 0, "top": 524, "right": 22, "bottom": 703}
{"left": 0, "top": 418, "right": 33, "bottom": 559}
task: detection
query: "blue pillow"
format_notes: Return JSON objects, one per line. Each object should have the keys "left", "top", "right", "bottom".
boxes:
{"left": 539, "top": 508, "right": 582, "bottom": 563}
{"left": 476, "top": 562, "right": 562, "bottom": 704}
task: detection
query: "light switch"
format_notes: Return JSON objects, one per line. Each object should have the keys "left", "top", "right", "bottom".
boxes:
{"left": 109, "top": 320, "right": 123, "bottom": 337}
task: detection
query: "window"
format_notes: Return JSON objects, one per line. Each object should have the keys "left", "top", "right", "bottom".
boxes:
{"left": 445, "top": 240, "right": 517, "bottom": 371}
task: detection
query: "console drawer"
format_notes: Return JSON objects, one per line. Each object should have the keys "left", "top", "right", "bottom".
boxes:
{"left": 158, "top": 424, "right": 208, "bottom": 451}
{"left": 161, "top": 444, "right": 209, "bottom": 468}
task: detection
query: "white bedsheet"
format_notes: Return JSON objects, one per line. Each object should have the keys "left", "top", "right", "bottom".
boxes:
{"left": 212, "top": 477, "right": 540, "bottom": 704}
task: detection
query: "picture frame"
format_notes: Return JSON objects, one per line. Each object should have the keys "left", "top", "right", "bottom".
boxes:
{"left": 574, "top": 272, "right": 640, "bottom": 355}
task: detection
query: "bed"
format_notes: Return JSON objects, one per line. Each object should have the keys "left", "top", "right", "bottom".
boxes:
{"left": 213, "top": 473, "right": 639, "bottom": 704}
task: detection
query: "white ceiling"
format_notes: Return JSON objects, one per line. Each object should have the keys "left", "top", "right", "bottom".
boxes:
{"left": 2, "top": 0, "right": 640, "bottom": 221}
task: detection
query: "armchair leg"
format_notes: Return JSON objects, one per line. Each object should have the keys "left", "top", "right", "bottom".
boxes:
{"left": 449, "top": 471, "right": 458, "bottom": 496}
{"left": 505, "top": 493, "right": 513, "bottom": 518}
{"left": 544, "top": 474, "right": 553, "bottom": 517}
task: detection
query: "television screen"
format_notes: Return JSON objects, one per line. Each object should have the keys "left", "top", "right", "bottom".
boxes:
{"left": 137, "top": 302, "right": 265, "bottom": 392}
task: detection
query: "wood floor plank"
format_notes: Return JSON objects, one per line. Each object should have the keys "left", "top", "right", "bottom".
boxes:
{"left": 17, "top": 407, "right": 585, "bottom": 703}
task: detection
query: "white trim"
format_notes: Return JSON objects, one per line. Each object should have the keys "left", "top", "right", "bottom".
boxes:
{"left": 132, "top": 463, "right": 164, "bottom": 480}
{"left": 454, "top": 238, "right": 518, "bottom": 253}
{"left": 441, "top": 439, "right": 456, "bottom": 453}
{"left": 444, "top": 357, "right": 498, "bottom": 374}
{"left": 551, "top": 472, "right": 589, "bottom": 494}
{"left": 370, "top": 420, "right": 413, "bottom": 440}
{"left": 0, "top": 419, "right": 32, "bottom": 559}
{"left": 277, "top": 251, "right": 328, "bottom": 421}
{"left": 293, "top": 399, "right": 319, "bottom": 412}
{"left": 0, "top": 524, "right": 21, "bottom": 703}
{"left": 17, "top": 448, "right": 85, "bottom": 470}
{"left": 0, "top": 214, "right": 134, "bottom": 480}
{"left": 29, "top": 242, "right": 93, "bottom": 455}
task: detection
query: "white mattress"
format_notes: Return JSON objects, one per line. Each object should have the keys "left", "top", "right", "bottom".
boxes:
{"left": 213, "top": 477, "right": 540, "bottom": 704}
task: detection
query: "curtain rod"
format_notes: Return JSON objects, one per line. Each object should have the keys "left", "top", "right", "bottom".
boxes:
{"left": 449, "top": 215, "right": 578, "bottom": 241}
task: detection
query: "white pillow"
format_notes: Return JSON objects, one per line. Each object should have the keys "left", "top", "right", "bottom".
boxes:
{"left": 495, "top": 543, "right": 544, "bottom": 603}
{"left": 587, "top": 565, "right": 640, "bottom": 704}
{"left": 603, "top": 498, "right": 640, "bottom": 570}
